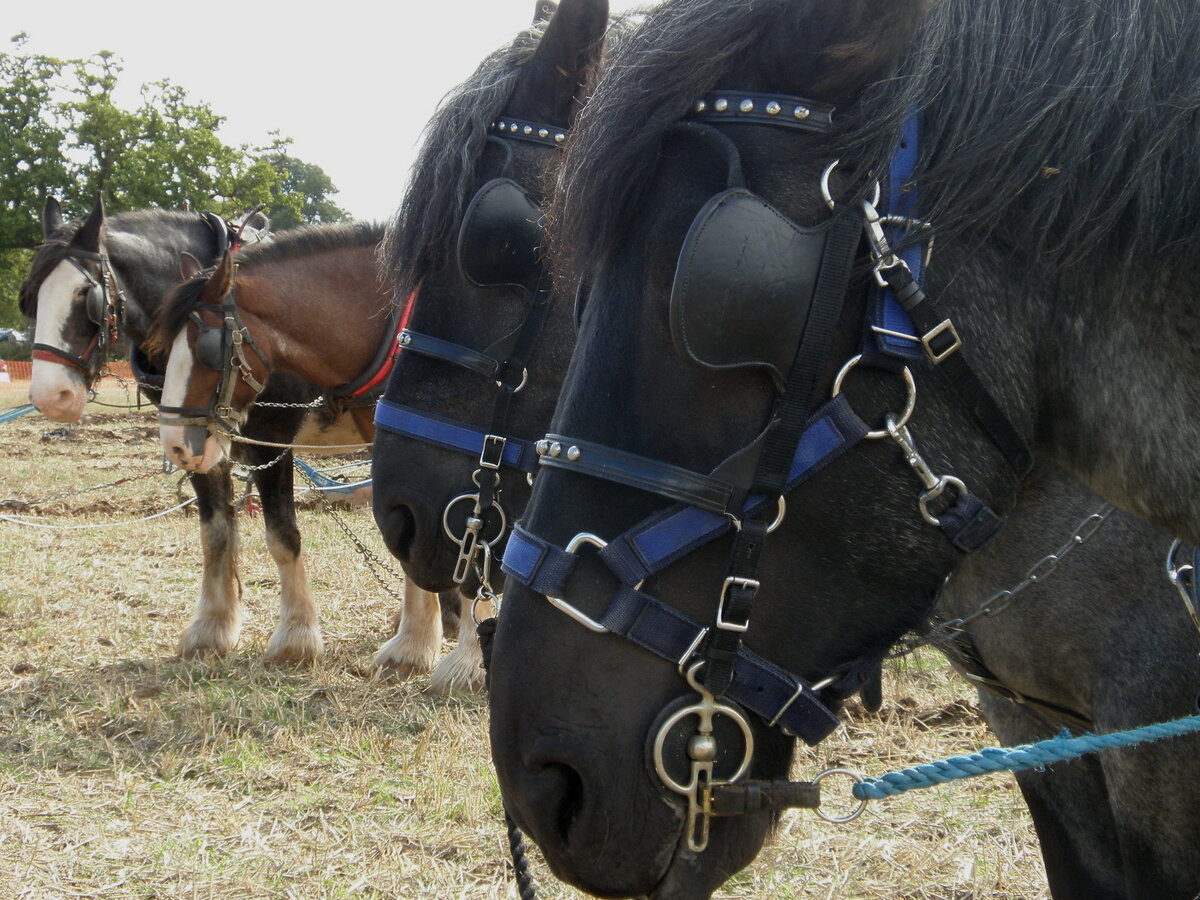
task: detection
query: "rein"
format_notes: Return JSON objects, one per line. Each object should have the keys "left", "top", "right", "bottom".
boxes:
{"left": 500, "top": 92, "right": 1033, "bottom": 850}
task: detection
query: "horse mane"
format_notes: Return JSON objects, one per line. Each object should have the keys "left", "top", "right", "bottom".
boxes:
{"left": 381, "top": 21, "right": 549, "bottom": 302}
{"left": 145, "top": 221, "right": 385, "bottom": 359}
{"left": 552, "top": 0, "right": 1200, "bottom": 280}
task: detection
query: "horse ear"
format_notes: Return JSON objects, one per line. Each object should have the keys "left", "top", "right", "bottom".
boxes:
{"left": 179, "top": 251, "right": 203, "bottom": 281}
{"left": 242, "top": 210, "right": 269, "bottom": 233}
{"left": 42, "top": 196, "right": 63, "bottom": 239}
{"left": 533, "top": 0, "right": 556, "bottom": 23}
{"left": 509, "top": 0, "right": 608, "bottom": 121}
{"left": 72, "top": 195, "right": 105, "bottom": 252}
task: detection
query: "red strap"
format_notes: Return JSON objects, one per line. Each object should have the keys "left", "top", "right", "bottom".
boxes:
{"left": 341, "top": 288, "right": 419, "bottom": 400}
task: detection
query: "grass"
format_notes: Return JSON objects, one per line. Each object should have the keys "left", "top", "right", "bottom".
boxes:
{"left": 0, "top": 382, "right": 1048, "bottom": 898}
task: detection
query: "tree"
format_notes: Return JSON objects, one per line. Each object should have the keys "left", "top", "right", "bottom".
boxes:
{"left": 0, "top": 37, "right": 350, "bottom": 327}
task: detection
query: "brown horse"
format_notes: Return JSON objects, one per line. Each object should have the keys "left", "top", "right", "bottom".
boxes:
{"left": 147, "top": 225, "right": 478, "bottom": 690}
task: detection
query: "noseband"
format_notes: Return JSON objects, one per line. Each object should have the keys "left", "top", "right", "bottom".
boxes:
{"left": 373, "top": 116, "right": 567, "bottom": 608}
{"left": 500, "top": 94, "right": 1033, "bottom": 849}
{"left": 157, "top": 263, "right": 273, "bottom": 435}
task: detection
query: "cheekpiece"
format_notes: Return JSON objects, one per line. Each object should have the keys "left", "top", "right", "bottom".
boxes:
{"left": 688, "top": 91, "right": 835, "bottom": 133}
{"left": 489, "top": 117, "right": 569, "bottom": 148}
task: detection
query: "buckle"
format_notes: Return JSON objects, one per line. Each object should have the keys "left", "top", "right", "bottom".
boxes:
{"left": 480, "top": 434, "right": 507, "bottom": 470}
{"left": 546, "top": 533, "right": 611, "bottom": 633}
{"left": 716, "top": 576, "right": 759, "bottom": 633}
{"left": 921, "top": 319, "right": 962, "bottom": 364}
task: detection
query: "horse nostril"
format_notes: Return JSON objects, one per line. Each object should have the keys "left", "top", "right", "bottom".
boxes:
{"left": 548, "top": 762, "right": 585, "bottom": 846}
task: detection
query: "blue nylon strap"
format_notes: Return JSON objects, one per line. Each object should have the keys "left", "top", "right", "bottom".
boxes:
{"left": 502, "top": 524, "right": 578, "bottom": 597}
{"left": 374, "top": 399, "right": 539, "bottom": 474}
{"left": 603, "top": 395, "right": 869, "bottom": 586}
{"left": 872, "top": 112, "right": 926, "bottom": 361}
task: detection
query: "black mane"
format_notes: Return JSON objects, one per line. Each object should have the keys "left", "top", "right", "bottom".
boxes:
{"left": 381, "top": 21, "right": 548, "bottom": 301}
{"left": 553, "top": 0, "right": 1200, "bottom": 277}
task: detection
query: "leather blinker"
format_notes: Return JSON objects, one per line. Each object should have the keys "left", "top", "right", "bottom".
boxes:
{"left": 457, "top": 178, "right": 544, "bottom": 295}
{"left": 670, "top": 188, "right": 830, "bottom": 391}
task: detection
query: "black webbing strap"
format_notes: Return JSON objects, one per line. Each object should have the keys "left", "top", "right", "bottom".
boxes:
{"left": 704, "top": 211, "right": 862, "bottom": 696}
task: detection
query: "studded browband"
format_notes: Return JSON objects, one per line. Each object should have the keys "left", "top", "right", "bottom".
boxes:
{"left": 489, "top": 117, "right": 568, "bottom": 147}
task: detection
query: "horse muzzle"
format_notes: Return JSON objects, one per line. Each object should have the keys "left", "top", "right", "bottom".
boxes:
{"left": 161, "top": 422, "right": 224, "bottom": 472}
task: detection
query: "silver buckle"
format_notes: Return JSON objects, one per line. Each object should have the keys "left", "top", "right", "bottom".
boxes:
{"left": 546, "top": 533, "right": 611, "bottom": 633}
{"left": 479, "top": 434, "right": 506, "bottom": 470}
{"left": 921, "top": 319, "right": 962, "bottom": 364}
{"left": 716, "top": 577, "right": 759, "bottom": 633}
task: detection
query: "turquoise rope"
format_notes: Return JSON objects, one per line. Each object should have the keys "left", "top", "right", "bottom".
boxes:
{"left": 853, "top": 714, "right": 1200, "bottom": 800}
{"left": 0, "top": 404, "right": 35, "bottom": 425}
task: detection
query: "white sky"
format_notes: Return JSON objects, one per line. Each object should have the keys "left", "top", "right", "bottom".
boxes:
{"left": 12, "top": 0, "right": 650, "bottom": 224}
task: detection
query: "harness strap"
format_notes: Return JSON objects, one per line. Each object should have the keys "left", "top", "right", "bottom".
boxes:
{"left": 32, "top": 341, "right": 97, "bottom": 374}
{"left": 398, "top": 329, "right": 503, "bottom": 379}
{"left": 883, "top": 266, "right": 1033, "bottom": 476}
{"left": 331, "top": 305, "right": 407, "bottom": 401}
{"left": 374, "top": 400, "right": 540, "bottom": 474}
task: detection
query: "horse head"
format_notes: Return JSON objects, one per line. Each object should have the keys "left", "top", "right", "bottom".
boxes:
{"left": 371, "top": 0, "right": 609, "bottom": 593}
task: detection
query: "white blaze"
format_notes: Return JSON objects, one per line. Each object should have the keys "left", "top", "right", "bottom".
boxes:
{"left": 160, "top": 329, "right": 225, "bottom": 473}
{"left": 28, "top": 261, "right": 90, "bottom": 421}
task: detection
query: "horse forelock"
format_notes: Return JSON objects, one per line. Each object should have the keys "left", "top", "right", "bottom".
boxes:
{"left": 145, "top": 275, "right": 213, "bottom": 363}
{"left": 382, "top": 22, "right": 548, "bottom": 303}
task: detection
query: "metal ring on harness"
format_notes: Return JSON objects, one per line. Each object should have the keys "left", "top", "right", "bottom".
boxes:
{"left": 831, "top": 355, "right": 916, "bottom": 438}
{"left": 812, "top": 768, "right": 869, "bottom": 823}
{"left": 441, "top": 492, "right": 508, "bottom": 547}
{"left": 819, "top": 160, "right": 880, "bottom": 212}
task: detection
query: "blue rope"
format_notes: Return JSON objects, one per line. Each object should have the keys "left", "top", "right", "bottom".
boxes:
{"left": 0, "top": 404, "right": 35, "bottom": 425}
{"left": 853, "top": 714, "right": 1200, "bottom": 800}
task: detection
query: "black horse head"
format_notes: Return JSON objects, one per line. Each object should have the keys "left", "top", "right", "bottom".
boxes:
{"left": 371, "top": 0, "right": 609, "bottom": 592}
{"left": 483, "top": 0, "right": 1200, "bottom": 894}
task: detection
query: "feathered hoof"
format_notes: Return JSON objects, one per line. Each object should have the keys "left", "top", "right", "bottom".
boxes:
{"left": 264, "top": 621, "right": 324, "bottom": 666}
{"left": 427, "top": 639, "right": 485, "bottom": 696}
{"left": 177, "top": 618, "right": 240, "bottom": 658}
{"left": 373, "top": 630, "right": 438, "bottom": 678}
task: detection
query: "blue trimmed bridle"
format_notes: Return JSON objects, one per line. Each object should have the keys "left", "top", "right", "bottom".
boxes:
{"left": 499, "top": 91, "right": 1032, "bottom": 848}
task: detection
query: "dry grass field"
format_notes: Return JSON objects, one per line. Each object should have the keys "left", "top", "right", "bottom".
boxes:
{"left": 0, "top": 381, "right": 1048, "bottom": 899}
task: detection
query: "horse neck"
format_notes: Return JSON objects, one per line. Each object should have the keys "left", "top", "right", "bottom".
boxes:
{"left": 235, "top": 249, "right": 392, "bottom": 388}
{"left": 1038, "top": 263, "right": 1200, "bottom": 545}
{"left": 107, "top": 219, "right": 217, "bottom": 346}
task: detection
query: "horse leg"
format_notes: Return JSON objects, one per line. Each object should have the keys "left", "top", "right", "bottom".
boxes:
{"left": 178, "top": 461, "right": 243, "bottom": 657}
{"left": 374, "top": 580, "right": 441, "bottom": 676}
{"left": 978, "top": 694, "right": 1126, "bottom": 900}
{"left": 428, "top": 589, "right": 490, "bottom": 695}
{"left": 256, "top": 451, "right": 323, "bottom": 664}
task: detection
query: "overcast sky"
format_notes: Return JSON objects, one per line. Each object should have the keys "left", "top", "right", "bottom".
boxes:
{"left": 13, "top": 0, "right": 651, "bottom": 224}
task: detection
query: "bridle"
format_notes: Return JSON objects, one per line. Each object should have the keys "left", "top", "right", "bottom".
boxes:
{"left": 499, "top": 91, "right": 1033, "bottom": 849}
{"left": 156, "top": 262, "right": 273, "bottom": 435}
{"left": 31, "top": 246, "right": 125, "bottom": 382}
{"left": 373, "top": 115, "right": 567, "bottom": 612}
{"left": 32, "top": 212, "right": 234, "bottom": 386}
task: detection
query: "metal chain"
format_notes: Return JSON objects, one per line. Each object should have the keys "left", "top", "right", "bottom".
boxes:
{"left": 252, "top": 397, "right": 328, "bottom": 409}
{"left": 233, "top": 448, "right": 290, "bottom": 473}
{"left": 0, "top": 467, "right": 165, "bottom": 509}
{"left": 291, "top": 459, "right": 406, "bottom": 604}
{"left": 217, "top": 428, "right": 374, "bottom": 452}
{"left": 898, "top": 502, "right": 1116, "bottom": 654}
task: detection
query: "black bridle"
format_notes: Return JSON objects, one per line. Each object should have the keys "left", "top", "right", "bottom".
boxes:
{"left": 157, "top": 263, "right": 273, "bottom": 435}
{"left": 373, "top": 116, "right": 566, "bottom": 604}
{"left": 500, "top": 92, "right": 1033, "bottom": 846}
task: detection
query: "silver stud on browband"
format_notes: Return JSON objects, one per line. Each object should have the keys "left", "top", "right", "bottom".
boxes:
{"left": 538, "top": 128, "right": 549, "bottom": 139}
{"left": 524, "top": 125, "right": 533, "bottom": 135}
{"left": 766, "top": 101, "right": 781, "bottom": 116}
{"left": 554, "top": 133, "right": 566, "bottom": 143}
{"left": 739, "top": 99, "right": 754, "bottom": 113}
{"left": 535, "top": 439, "right": 550, "bottom": 456}
{"left": 497, "top": 121, "right": 506, "bottom": 130}
{"left": 714, "top": 98, "right": 729, "bottom": 112}
{"left": 510, "top": 123, "right": 519, "bottom": 133}
{"left": 549, "top": 442, "right": 563, "bottom": 458}
{"left": 566, "top": 446, "right": 581, "bottom": 461}
{"left": 399, "top": 333, "right": 411, "bottom": 346}
{"left": 794, "top": 105, "right": 811, "bottom": 120}
{"left": 694, "top": 99, "right": 708, "bottom": 114}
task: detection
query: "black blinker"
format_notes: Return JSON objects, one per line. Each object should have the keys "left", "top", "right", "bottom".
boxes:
{"left": 457, "top": 178, "right": 544, "bottom": 295}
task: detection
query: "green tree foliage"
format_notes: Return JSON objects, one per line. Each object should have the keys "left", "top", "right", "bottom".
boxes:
{"left": 0, "top": 35, "right": 349, "bottom": 326}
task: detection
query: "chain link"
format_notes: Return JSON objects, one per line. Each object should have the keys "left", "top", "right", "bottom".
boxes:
{"left": 291, "top": 459, "right": 406, "bottom": 605}
{"left": 0, "top": 468, "right": 165, "bottom": 510}
{"left": 899, "top": 502, "right": 1117, "bottom": 654}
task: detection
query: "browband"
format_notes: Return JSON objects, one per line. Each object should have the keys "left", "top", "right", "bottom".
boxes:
{"left": 489, "top": 117, "right": 568, "bottom": 148}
